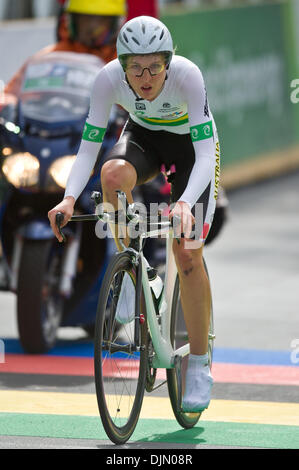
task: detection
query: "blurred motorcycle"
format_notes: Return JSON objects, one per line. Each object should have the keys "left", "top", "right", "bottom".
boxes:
{"left": 0, "top": 51, "right": 120, "bottom": 353}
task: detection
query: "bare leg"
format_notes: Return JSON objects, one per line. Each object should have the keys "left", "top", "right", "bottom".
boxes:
{"left": 172, "top": 240, "right": 211, "bottom": 355}
{"left": 101, "top": 159, "right": 137, "bottom": 249}
{"left": 173, "top": 239, "right": 213, "bottom": 411}
{"left": 101, "top": 159, "right": 137, "bottom": 206}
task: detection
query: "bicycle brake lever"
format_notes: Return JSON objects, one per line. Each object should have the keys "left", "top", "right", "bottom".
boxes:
{"left": 55, "top": 212, "right": 66, "bottom": 243}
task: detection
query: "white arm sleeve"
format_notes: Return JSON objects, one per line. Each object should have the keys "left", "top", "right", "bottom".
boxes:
{"left": 177, "top": 66, "right": 216, "bottom": 209}
{"left": 64, "top": 67, "right": 114, "bottom": 201}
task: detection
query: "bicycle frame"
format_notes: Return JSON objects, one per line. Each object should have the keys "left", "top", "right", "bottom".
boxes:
{"left": 99, "top": 190, "right": 189, "bottom": 370}
{"left": 65, "top": 190, "right": 190, "bottom": 369}
{"left": 55, "top": 190, "right": 213, "bottom": 443}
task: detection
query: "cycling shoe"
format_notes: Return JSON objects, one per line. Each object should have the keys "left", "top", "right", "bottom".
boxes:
{"left": 182, "top": 354, "right": 213, "bottom": 412}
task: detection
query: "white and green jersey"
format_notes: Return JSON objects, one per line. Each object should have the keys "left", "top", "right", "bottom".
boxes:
{"left": 65, "top": 55, "right": 219, "bottom": 209}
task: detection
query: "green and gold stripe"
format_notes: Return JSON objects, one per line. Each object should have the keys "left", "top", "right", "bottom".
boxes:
{"left": 137, "top": 113, "right": 189, "bottom": 127}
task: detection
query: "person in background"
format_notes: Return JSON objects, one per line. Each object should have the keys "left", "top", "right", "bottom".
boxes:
{"left": 3, "top": 0, "right": 126, "bottom": 99}
{"left": 56, "top": 0, "right": 158, "bottom": 39}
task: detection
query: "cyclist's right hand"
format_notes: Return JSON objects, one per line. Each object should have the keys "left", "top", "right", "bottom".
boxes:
{"left": 48, "top": 196, "right": 75, "bottom": 242}
{"left": 169, "top": 201, "right": 195, "bottom": 240}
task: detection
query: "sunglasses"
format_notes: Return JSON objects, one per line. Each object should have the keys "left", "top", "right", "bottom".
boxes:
{"left": 126, "top": 62, "right": 166, "bottom": 77}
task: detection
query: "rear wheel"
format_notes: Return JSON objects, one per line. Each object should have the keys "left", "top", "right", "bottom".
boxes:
{"left": 166, "top": 258, "right": 214, "bottom": 428}
{"left": 94, "top": 251, "right": 147, "bottom": 444}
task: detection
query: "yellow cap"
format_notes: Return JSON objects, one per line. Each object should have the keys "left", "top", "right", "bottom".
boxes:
{"left": 66, "top": 0, "right": 126, "bottom": 16}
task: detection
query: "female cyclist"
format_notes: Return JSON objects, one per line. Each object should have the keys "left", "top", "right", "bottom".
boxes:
{"left": 48, "top": 15, "right": 220, "bottom": 412}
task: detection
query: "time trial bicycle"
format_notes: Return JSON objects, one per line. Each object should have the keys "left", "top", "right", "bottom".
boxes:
{"left": 56, "top": 190, "right": 215, "bottom": 445}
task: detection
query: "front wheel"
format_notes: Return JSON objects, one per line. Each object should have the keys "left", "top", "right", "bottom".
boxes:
{"left": 94, "top": 251, "right": 147, "bottom": 444}
{"left": 166, "top": 258, "right": 214, "bottom": 428}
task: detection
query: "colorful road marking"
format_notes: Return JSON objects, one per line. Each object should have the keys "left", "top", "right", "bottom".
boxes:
{"left": 0, "top": 390, "right": 299, "bottom": 426}
{"left": 0, "top": 413, "right": 298, "bottom": 448}
{"left": 2, "top": 338, "right": 298, "bottom": 365}
{"left": 1, "top": 353, "right": 299, "bottom": 386}
{"left": 0, "top": 340, "right": 298, "bottom": 448}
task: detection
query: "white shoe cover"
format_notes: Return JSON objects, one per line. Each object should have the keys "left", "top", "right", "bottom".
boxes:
{"left": 182, "top": 354, "right": 213, "bottom": 412}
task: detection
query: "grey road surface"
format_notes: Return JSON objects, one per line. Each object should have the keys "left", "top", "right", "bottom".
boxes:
{"left": 205, "top": 170, "right": 299, "bottom": 353}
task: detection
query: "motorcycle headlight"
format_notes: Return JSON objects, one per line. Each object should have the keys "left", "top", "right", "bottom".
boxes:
{"left": 2, "top": 152, "right": 40, "bottom": 187}
{"left": 48, "top": 155, "right": 76, "bottom": 189}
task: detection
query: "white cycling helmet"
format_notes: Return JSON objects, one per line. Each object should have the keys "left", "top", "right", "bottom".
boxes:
{"left": 117, "top": 16, "right": 173, "bottom": 69}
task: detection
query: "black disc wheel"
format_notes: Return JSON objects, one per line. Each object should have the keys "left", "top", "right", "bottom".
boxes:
{"left": 94, "top": 251, "right": 147, "bottom": 444}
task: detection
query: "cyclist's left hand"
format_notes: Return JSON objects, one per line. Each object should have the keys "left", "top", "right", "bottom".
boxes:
{"left": 169, "top": 201, "right": 195, "bottom": 239}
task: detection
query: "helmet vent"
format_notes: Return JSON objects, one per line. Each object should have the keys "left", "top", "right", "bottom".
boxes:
{"left": 149, "top": 35, "right": 156, "bottom": 45}
{"left": 141, "top": 23, "right": 146, "bottom": 34}
{"left": 132, "top": 37, "right": 140, "bottom": 45}
{"left": 123, "top": 32, "right": 129, "bottom": 43}
{"left": 160, "top": 30, "right": 165, "bottom": 40}
{"left": 126, "top": 27, "right": 133, "bottom": 32}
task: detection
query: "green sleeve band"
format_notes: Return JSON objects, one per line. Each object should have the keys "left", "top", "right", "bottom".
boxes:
{"left": 82, "top": 122, "right": 106, "bottom": 143}
{"left": 190, "top": 121, "right": 213, "bottom": 142}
